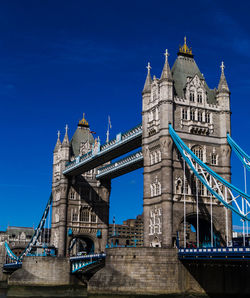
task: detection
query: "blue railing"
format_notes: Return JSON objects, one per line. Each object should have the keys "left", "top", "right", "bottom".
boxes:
{"left": 178, "top": 247, "right": 250, "bottom": 260}
{"left": 96, "top": 150, "right": 143, "bottom": 178}
{"left": 70, "top": 253, "right": 106, "bottom": 273}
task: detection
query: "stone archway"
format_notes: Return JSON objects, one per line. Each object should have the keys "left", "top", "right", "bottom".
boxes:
{"left": 68, "top": 235, "right": 95, "bottom": 256}
{"left": 177, "top": 213, "right": 221, "bottom": 248}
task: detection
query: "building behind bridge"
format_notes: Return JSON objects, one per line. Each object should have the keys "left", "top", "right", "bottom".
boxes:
{"left": 108, "top": 214, "right": 144, "bottom": 247}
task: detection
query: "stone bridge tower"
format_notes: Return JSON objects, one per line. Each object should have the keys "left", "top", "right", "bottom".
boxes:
{"left": 142, "top": 39, "right": 231, "bottom": 248}
{"left": 51, "top": 115, "right": 110, "bottom": 256}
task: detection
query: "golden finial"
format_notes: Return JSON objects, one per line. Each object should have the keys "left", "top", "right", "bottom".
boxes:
{"left": 78, "top": 113, "right": 89, "bottom": 127}
{"left": 178, "top": 37, "right": 193, "bottom": 56}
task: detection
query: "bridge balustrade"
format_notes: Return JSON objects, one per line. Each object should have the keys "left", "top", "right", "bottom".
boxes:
{"left": 178, "top": 247, "right": 250, "bottom": 260}
{"left": 70, "top": 253, "right": 106, "bottom": 274}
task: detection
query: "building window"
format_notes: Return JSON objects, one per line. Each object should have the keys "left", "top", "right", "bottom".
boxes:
{"left": 91, "top": 212, "right": 97, "bottom": 223}
{"left": 205, "top": 113, "right": 210, "bottom": 123}
{"left": 197, "top": 93, "right": 202, "bottom": 103}
{"left": 182, "top": 109, "right": 188, "bottom": 120}
{"left": 72, "top": 213, "right": 78, "bottom": 222}
{"left": 150, "top": 178, "right": 161, "bottom": 197}
{"left": 198, "top": 111, "right": 203, "bottom": 122}
{"left": 150, "top": 149, "right": 161, "bottom": 165}
{"left": 190, "top": 92, "right": 195, "bottom": 102}
{"left": 198, "top": 180, "right": 205, "bottom": 196}
{"left": 211, "top": 154, "right": 217, "bottom": 165}
{"left": 80, "top": 207, "right": 89, "bottom": 222}
{"left": 190, "top": 109, "right": 195, "bottom": 121}
{"left": 70, "top": 191, "right": 75, "bottom": 200}
{"left": 154, "top": 151, "right": 158, "bottom": 163}
{"left": 192, "top": 146, "right": 203, "bottom": 161}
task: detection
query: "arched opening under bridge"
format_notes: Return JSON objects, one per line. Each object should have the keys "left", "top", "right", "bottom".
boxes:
{"left": 68, "top": 236, "right": 94, "bottom": 256}
{"left": 178, "top": 214, "right": 221, "bottom": 248}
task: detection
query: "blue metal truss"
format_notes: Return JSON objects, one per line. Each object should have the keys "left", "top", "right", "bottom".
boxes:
{"left": 169, "top": 124, "right": 250, "bottom": 221}
{"left": 70, "top": 253, "right": 106, "bottom": 274}
{"left": 227, "top": 134, "right": 250, "bottom": 171}
{"left": 4, "top": 194, "right": 53, "bottom": 262}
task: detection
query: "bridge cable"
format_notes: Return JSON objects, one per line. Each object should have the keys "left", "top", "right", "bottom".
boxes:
{"left": 169, "top": 124, "right": 250, "bottom": 221}
{"left": 244, "top": 166, "right": 248, "bottom": 237}
{"left": 196, "top": 178, "right": 199, "bottom": 248}
{"left": 210, "top": 192, "right": 213, "bottom": 247}
{"left": 17, "top": 194, "right": 53, "bottom": 260}
{"left": 227, "top": 134, "right": 250, "bottom": 171}
{"left": 183, "top": 159, "right": 186, "bottom": 248}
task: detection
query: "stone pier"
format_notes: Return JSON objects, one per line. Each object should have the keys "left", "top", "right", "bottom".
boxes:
{"left": 88, "top": 247, "right": 250, "bottom": 297}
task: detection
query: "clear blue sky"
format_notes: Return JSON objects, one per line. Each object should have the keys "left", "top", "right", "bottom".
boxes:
{"left": 0, "top": 0, "right": 250, "bottom": 232}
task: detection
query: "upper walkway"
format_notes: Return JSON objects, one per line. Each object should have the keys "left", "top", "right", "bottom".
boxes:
{"left": 63, "top": 124, "right": 142, "bottom": 176}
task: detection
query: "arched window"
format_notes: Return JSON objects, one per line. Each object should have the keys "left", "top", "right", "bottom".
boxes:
{"left": 70, "top": 191, "right": 75, "bottom": 200}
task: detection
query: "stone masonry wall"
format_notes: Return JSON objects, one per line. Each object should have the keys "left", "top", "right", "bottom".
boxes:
{"left": 88, "top": 247, "right": 250, "bottom": 296}
{"left": 88, "top": 247, "right": 204, "bottom": 295}
{"left": 0, "top": 242, "right": 7, "bottom": 282}
{"left": 8, "top": 256, "right": 71, "bottom": 286}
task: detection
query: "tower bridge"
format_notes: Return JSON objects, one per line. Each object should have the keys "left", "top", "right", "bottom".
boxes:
{"left": 3, "top": 39, "right": 250, "bottom": 296}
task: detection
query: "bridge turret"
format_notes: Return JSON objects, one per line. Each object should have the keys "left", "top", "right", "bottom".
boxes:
{"left": 142, "top": 49, "right": 174, "bottom": 249}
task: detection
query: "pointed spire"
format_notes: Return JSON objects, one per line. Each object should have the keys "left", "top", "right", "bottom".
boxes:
{"left": 218, "top": 61, "right": 230, "bottom": 93}
{"left": 160, "top": 49, "right": 173, "bottom": 81}
{"left": 54, "top": 130, "right": 61, "bottom": 152}
{"left": 142, "top": 62, "right": 152, "bottom": 93}
{"left": 62, "top": 124, "right": 70, "bottom": 147}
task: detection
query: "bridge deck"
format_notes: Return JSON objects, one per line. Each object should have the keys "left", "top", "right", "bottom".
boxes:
{"left": 179, "top": 247, "right": 250, "bottom": 260}
{"left": 96, "top": 150, "right": 143, "bottom": 179}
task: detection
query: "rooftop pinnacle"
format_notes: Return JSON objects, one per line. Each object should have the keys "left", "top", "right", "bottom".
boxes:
{"left": 142, "top": 62, "right": 152, "bottom": 93}
{"left": 62, "top": 124, "right": 70, "bottom": 147}
{"left": 160, "top": 49, "right": 172, "bottom": 81}
{"left": 218, "top": 61, "right": 230, "bottom": 93}
{"left": 54, "top": 130, "right": 61, "bottom": 152}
